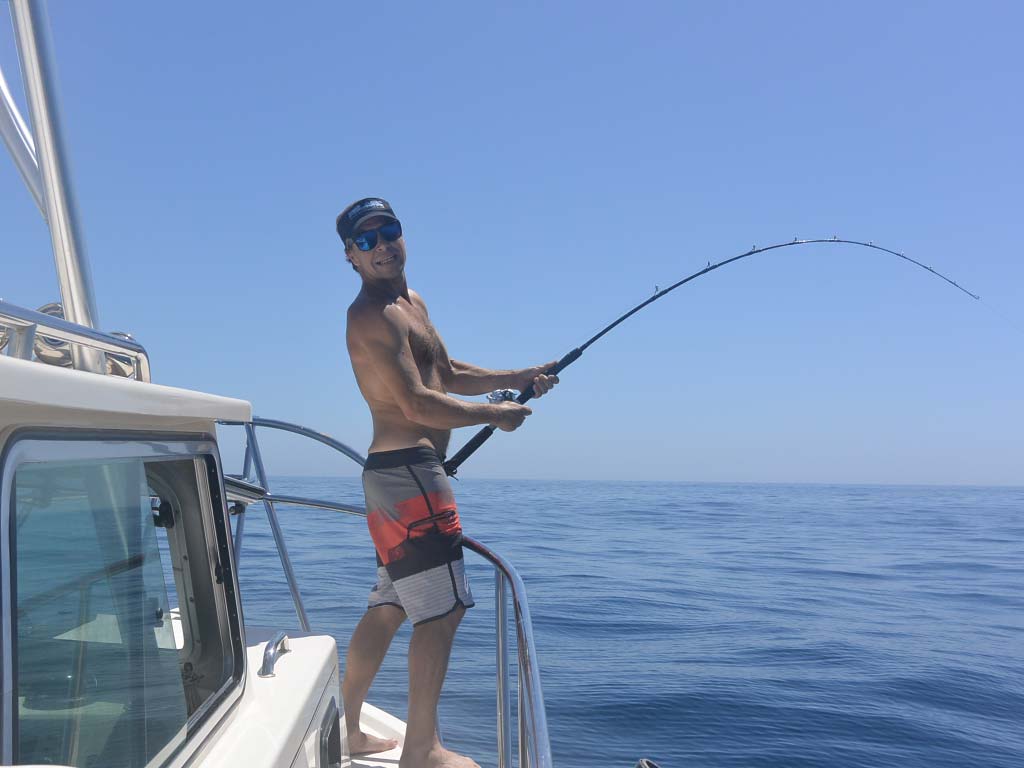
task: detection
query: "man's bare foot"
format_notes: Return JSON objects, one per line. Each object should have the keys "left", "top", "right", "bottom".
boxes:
{"left": 349, "top": 730, "right": 399, "bottom": 756}
{"left": 398, "top": 745, "right": 479, "bottom": 768}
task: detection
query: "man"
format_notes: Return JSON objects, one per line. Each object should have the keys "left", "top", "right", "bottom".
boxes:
{"left": 336, "top": 197, "right": 557, "bottom": 768}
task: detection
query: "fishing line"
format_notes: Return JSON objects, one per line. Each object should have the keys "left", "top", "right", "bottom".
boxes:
{"left": 442, "top": 237, "right": 981, "bottom": 477}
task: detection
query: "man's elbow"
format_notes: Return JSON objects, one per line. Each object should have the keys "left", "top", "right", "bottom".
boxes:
{"left": 396, "top": 395, "right": 424, "bottom": 423}
{"left": 400, "top": 389, "right": 438, "bottom": 426}
{"left": 440, "top": 361, "right": 460, "bottom": 390}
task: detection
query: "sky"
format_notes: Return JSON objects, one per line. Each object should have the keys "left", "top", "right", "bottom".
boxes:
{"left": 1, "top": 1, "right": 1021, "bottom": 484}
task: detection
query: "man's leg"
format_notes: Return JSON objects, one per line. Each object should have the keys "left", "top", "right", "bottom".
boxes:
{"left": 399, "top": 605, "right": 478, "bottom": 768}
{"left": 343, "top": 604, "right": 406, "bottom": 754}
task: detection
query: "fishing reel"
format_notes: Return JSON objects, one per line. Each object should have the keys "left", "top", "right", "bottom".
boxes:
{"left": 486, "top": 389, "right": 519, "bottom": 403}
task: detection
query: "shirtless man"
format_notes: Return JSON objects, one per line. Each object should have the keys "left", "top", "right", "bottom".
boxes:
{"left": 336, "top": 197, "right": 557, "bottom": 768}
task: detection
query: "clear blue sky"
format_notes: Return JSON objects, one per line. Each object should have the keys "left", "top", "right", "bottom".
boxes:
{"left": 2, "top": 1, "right": 1021, "bottom": 484}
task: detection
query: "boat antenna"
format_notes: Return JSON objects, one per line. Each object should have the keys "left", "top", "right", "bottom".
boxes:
{"left": 442, "top": 237, "right": 980, "bottom": 477}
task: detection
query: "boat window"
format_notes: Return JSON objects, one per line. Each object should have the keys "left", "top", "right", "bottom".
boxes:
{"left": 8, "top": 444, "right": 239, "bottom": 768}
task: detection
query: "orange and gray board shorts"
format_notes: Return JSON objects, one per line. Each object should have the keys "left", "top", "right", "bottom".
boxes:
{"left": 362, "top": 446, "right": 474, "bottom": 625}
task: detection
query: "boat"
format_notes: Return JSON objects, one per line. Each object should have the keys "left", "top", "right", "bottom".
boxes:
{"left": 0, "top": 2, "right": 554, "bottom": 766}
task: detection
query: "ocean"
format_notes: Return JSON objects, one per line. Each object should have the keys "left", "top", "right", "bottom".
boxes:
{"left": 235, "top": 478, "right": 1024, "bottom": 768}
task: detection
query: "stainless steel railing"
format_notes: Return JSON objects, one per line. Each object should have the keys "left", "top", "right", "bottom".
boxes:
{"left": 9, "top": 0, "right": 103, "bottom": 373}
{"left": 463, "top": 536, "right": 553, "bottom": 768}
{"left": 0, "top": 300, "right": 151, "bottom": 381}
{"left": 220, "top": 416, "right": 554, "bottom": 768}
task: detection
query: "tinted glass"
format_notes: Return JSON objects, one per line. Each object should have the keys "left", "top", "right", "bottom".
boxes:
{"left": 13, "top": 453, "right": 233, "bottom": 767}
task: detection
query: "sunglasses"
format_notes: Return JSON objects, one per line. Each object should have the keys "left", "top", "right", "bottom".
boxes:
{"left": 352, "top": 220, "right": 403, "bottom": 251}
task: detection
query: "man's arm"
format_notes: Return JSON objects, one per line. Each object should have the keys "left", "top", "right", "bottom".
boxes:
{"left": 446, "top": 359, "right": 560, "bottom": 397}
{"left": 406, "top": 290, "right": 558, "bottom": 398}
{"left": 357, "top": 305, "right": 529, "bottom": 430}
{"left": 445, "top": 360, "right": 523, "bottom": 396}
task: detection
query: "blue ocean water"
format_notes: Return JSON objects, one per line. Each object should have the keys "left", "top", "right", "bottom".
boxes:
{"left": 235, "top": 479, "right": 1024, "bottom": 768}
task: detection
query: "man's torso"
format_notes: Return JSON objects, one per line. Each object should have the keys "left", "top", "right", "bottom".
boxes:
{"left": 347, "top": 288, "right": 452, "bottom": 457}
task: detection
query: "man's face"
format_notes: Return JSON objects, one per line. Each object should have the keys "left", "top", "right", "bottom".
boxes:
{"left": 346, "top": 215, "right": 406, "bottom": 279}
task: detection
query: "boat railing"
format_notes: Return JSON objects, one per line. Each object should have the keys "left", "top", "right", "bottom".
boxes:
{"left": 219, "top": 416, "right": 554, "bottom": 768}
{"left": 0, "top": 299, "right": 151, "bottom": 381}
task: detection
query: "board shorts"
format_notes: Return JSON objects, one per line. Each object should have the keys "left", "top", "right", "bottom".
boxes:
{"left": 362, "top": 446, "right": 474, "bottom": 625}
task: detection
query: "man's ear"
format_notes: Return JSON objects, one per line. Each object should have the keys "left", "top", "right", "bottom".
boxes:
{"left": 344, "top": 244, "right": 360, "bottom": 273}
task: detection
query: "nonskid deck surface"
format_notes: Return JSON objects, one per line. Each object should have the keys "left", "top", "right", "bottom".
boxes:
{"left": 344, "top": 702, "right": 405, "bottom": 768}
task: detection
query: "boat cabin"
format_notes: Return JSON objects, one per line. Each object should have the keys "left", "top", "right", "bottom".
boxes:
{"left": 0, "top": 349, "right": 345, "bottom": 767}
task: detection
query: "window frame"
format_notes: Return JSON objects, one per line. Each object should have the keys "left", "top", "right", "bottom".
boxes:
{"left": 0, "top": 429, "right": 246, "bottom": 767}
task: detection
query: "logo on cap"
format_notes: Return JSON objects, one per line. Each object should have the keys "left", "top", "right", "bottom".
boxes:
{"left": 347, "top": 199, "right": 388, "bottom": 221}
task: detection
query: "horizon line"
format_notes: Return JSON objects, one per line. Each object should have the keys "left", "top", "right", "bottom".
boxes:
{"left": 263, "top": 474, "right": 1024, "bottom": 489}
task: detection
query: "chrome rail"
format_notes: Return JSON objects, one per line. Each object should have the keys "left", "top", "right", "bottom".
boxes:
{"left": 243, "top": 422, "right": 311, "bottom": 632}
{"left": 10, "top": 0, "right": 103, "bottom": 374}
{"left": 264, "top": 492, "right": 366, "bottom": 516}
{"left": 0, "top": 300, "right": 152, "bottom": 381}
{"left": 496, "top": 567, "right": 514, "bottom": 768}
{"left": 219, "top": 417, "right": 366, "bottom": 467}
{"left": 0, "top": 58, "right": 43, "bottom": 212}
{"left": 462, "top": 537, "right": 553, "bottom": 768}
{"left": 222, "top": 417, "right": 554, "bottom": 768}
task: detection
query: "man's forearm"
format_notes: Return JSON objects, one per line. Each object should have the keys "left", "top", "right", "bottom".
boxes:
{"left": 446, "top": 359, "right": 521, "bottom": 396}
{"left": 406, "top": 387, "right": 504, "bottom": 429}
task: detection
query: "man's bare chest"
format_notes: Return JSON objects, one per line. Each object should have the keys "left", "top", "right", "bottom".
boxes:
{"left": 407, "top": 314, "right": 444, "bottom": 371}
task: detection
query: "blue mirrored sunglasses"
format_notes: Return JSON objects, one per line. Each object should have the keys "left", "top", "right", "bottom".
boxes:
{"left": 353, "top": 220, "right": 402, "bottom": 251}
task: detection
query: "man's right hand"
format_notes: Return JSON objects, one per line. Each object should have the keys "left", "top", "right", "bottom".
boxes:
{"left": 491, "top": 401, "right": 533, "bottom": 432}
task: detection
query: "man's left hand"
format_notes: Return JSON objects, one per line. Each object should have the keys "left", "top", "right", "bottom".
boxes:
{"left": 516, "top": 360, "right": 560, "bottom": 398}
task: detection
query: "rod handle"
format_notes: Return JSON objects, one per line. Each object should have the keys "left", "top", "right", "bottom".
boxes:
{"left": 444, "top": 425, "right": 497, "bottom": 476}
{"left": 516, "top": 347, "right": 581, "bottom": 403}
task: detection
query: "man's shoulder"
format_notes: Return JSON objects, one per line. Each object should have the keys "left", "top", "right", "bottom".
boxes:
{"left": 407, "top": 288, "right": 429, "bottom": 313}
{"left": 348, "top": 294, "right": 407, "bottom": 337}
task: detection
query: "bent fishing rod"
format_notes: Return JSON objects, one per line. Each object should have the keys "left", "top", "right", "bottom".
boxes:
{"left": 442, "top": 237, "right": 979, "bottom": 477}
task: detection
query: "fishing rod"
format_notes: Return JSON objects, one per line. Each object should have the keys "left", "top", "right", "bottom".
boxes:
{"left": 442, "top": 237, "right": 979, "bottom": 477}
